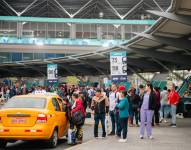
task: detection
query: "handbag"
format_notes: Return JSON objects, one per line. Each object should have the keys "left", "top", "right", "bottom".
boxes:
{"left": 72, "top": 109, "right": 84, "bottom": 126}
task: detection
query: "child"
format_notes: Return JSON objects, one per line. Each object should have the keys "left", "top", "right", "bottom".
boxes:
{"left": 116, "top": 90, "right": 129, "bottom": 142}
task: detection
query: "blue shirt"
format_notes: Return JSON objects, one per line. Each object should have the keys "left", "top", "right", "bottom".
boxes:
{"left": 141, "top": 93, "right": 150, "bottom": 110}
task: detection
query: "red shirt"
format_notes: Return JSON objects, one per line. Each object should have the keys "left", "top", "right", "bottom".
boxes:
{"left": 168, "top": 91, "right": 180, "bottom": 105}
{"left": 71, "top": 99, "right": 85, "bottom": 117}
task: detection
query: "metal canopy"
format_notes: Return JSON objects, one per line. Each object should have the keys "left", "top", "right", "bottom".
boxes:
{"left": 0, "top": 0, "right": 171, "bottom": 19}
{"left": 1, "top": 0, "right": 191, "bottom": 77}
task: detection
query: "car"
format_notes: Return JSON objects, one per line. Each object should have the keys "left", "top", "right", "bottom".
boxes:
{"left": 0, "top": 93, "right": 69, "bottom": 148}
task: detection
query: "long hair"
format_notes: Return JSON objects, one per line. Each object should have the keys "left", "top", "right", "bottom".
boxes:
{"left": 146, "top": 82, "right": 153, "bottom": 93}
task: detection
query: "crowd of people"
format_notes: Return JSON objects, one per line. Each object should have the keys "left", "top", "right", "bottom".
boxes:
{"left": 0, "top": 81, "right": 181, "bottom": 143}
{"left": 62, "top": 82, "right": 180, "bottom": 143}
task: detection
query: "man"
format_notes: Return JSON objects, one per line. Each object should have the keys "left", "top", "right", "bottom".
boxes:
{"left": 108, "top": 84, "right": 120, "bottom": 135}
{"left": 91, "top": 89, "right": 109, "bottom": 138}
{"left": 160, "top": 87, "right": 168, "bottom": 123}
{"left": 168, "top": 83, "right": 180, "bottom": 127}
{"left": 129, "top": 88, "right": 141, "bottom": 127}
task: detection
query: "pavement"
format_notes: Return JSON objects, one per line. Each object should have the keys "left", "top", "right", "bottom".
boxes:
{"left": 4, "top": 118, "right": 191, "bottom": 150}
{"left": 66, "top": 118, "right": 191, "bottom": 150}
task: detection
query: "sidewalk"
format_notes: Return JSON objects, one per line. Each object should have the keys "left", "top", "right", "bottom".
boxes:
{"left": 68, "top": 118, "right": 191, "bottom": 150}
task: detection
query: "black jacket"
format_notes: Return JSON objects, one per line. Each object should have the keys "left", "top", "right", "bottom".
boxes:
{"left": 140, "top": 92, "right": 157, "bottom": 110}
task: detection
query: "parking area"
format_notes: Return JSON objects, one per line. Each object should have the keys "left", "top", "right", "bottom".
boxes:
{"left": 3, "top": 118, "right": 191, "bottom": 150}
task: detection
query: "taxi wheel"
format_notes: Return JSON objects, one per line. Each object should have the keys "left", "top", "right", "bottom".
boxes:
{"left": 0, "top": 140, "right": 7, "bottom": 148}
{"left": 48, "top": 129, "right": 58, "bottom": 148}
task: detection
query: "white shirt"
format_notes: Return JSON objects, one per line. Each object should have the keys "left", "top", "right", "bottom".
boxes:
{"left": 160, "top": 90, "right": 168, "bottom": 105}
{"left": 109, "top": 91, "right": 119, "bottom": 111}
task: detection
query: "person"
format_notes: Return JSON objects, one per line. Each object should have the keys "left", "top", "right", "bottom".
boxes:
{"left": 91, "top": 89, "right": 109, "bottom": 138}
{"left": 116, "top": 90, "right": 129, "bottom": 142}
{"left": 153, "top": 87, "right": 161, "bottom": 126}
{"left": 160, "top": 87, "right": 168, "bottom": 123}
{"left": 71, "top": 93, "right": 85, "bottom": 144}
{"left": 129, "top": 88, "right": 141, "bottom": 127}
{"left": 168, "top": 83, "right": 180, "bottom": 127}
{"left": 140, "top": 83, "right": 156, "bottom": 139}
{"left": 108, "top": 84, "right": 119, "bottom": 136}
{"left": 79, "top": 92, "right": 87, "bottom": 112}
{"left": 138, "top": 84, "right": 145, "bottom": 122}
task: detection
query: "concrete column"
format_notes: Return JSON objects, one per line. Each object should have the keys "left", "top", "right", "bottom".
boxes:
{"left": 17, "top": 22, "right": 23, "bottom": 38}
{"left": 70, "top": 23, "right": 76, "bottom": 39}
{"left": 97, "top": 25, "right": 102, "bottom": 40}
{"left": 121, "top": 25, "right": 125, "bottom": 40}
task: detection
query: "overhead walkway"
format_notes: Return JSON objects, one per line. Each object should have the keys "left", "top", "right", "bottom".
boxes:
{"left": 0, "top": 0, "right": 191, "bottom": 77}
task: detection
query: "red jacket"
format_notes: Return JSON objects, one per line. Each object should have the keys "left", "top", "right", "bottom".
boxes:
{"left": 71, "top": 99, "right": 85, "bottom": 117}
{"left": 168, "top": 91, "right": 180, "bottom": 105}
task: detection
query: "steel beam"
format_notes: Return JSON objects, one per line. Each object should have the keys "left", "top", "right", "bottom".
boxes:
{"left": 127, "top": 65, "right": 148, "bottom": 82}
{"left": 71, "top": 0, "right": 93, "bottom": 18}
{"left": 147, "top": 10, "right": 191, "bottom": 26}
{"left": 19, "top": 0, "right": 39, "bottom": 16}
{"left": 53, "top": 0, "right": 72, "bottom": 18}
{"left": 136, "top": 33, "right": 191, "bottom": 53}
{"left": 119, "top": 46, "right": 191, "bottom": 65}
{"left": 151, "top": 58, "right": 184, "bottom": 81}
{"left": 152, "top": 0, "right": 164, "bottom": 12}
{"left": 2, "top": 0, "right": 19, "bottom": 16}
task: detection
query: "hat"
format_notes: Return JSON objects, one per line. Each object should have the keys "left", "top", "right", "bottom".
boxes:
{"left": 118, "top": 85, "right": 126, "bottom": 91}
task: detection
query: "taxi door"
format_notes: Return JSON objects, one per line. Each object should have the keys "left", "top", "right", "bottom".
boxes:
{"left": 57, "top": 98, "right": 68, "bottom": 131}
{"left": 51, "top": 98, "right": 65, "bottom": 138}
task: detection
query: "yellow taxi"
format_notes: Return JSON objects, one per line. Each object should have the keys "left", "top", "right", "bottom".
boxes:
{"left": 0, "top": 93, "right": 69, "bottom": 148}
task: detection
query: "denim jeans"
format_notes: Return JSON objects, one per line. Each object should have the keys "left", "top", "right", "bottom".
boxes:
{"left": 94, "top": 113, "right": 106, "bottom": 137}
{"left": 171, "top": 105, "right": 177, "bottom": 124}
{"left": 160, "top": 104, "right": 170, "bottom": 119}
{"left": 109, "top": 111, "right": 115, "bottom": 133}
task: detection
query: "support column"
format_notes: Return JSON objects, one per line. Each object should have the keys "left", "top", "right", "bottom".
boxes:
{"left": 70, "top": 23, "right": 76, "bottom": 39}
{"left": 97, "top": 25, "right": 102, "bottom": 40}
{"left": 17, "top": 22, "right": 23, "bottom": 38}
{"left": 121, "top": 25, "right": 125, "bottom": 40}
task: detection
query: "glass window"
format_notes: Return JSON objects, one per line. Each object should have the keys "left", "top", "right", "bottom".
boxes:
{"left": 52, "top": 98, "right": 61, "bottom": 111}
{"left": 3, "top": 97, "right": 46, "bottom": 108}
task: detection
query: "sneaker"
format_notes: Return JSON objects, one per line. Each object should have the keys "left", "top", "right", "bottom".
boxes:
{"left": 159, "top": 118, "right": 163, "bottom": 123}
{"left": 171, "top": 124, "right": 176, "bottom": 128}
{"left": 140, "top": 135, "right": 144, "bottom": 139}
{"left": 118, "top": 139, "right": 127, "bottom": 143}
{"left": 149, "top": 136, "right": 154, "bottom": 140}
{"left": 164, "top": 119, "right": 168, "bottom": 123}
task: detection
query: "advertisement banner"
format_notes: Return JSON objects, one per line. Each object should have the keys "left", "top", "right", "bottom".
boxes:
{"left": 110, "top": 51, "right": 127, "bottom": 83}
{"left": 47, "top": 64, "right": 58, "bottom": 80}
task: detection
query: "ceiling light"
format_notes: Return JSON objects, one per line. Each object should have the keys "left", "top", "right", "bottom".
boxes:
{"left": 99, "top": 12, "right": 104, "bottom": 18}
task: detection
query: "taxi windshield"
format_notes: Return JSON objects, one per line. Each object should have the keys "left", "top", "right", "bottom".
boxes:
{"left": 3, "top": 97, "right": 47, "bottom": 109}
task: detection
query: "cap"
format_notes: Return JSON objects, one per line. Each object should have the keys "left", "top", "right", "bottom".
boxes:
{"left": 118, "top": 85, "right": 126, "bottom": 91}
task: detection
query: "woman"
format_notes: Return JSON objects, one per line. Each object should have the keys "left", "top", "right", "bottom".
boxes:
{"left": 116, "top": 90, "right": 129, "bottom": 143}
{"left": 71, "top": 93, "right": 85, "bottom": 144}
{"left": 140, "top": 83, "right": 156, "bottom": 139}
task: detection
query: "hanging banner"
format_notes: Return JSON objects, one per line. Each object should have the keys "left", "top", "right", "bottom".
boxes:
{"left": 47, "top": 64, "right": 58, "bottom": 80}
{"left": 110, "top": 51, "right": 127, "bottom": 83}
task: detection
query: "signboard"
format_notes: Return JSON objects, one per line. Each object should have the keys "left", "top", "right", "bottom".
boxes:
{"left": 47, "top": 64, "right": 58, "bottom": 80}
{"left": 110, "top": 51, "right": 127, "bottom": 82}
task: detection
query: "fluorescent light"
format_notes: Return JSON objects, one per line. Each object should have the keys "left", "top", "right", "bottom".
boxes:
{"left": 36, "top": 42, "right": 44, "bottom": 46}
{"left": 102, "top": 43, "right": 109, "bottom": 47}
